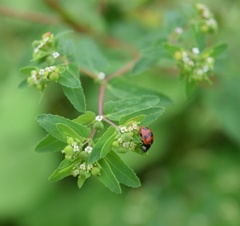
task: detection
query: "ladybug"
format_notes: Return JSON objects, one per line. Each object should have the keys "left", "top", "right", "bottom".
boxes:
{"left": 139, "top": 126, "right": 154, "bottom": 152}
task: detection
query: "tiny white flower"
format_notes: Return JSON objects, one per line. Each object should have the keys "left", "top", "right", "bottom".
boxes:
{"left": 34, "top": 48, "right": 39, "bottom": 53}
{"left": 118, "top": 138, "right": 123, "bottom": 143}
{"left": 122, "top": 142, "right": 130, "bottom": 147}
{"left": 45, "top": 67, "right": 51, "bottom": 72}
{"left": 38, "top": 42, "right": 44, "bottom": 48}
{"left": 203, "top": 66, "right": 209, "bottom": 72}
{"left": 49, "top": 66, "right": 56, "bottom": 71}
{"left": 98, "top": 72, "right": 105, "bottom": 80}
{"left": 175, "top": 27, "right": 183, "bottom": 35}
{"left": 119, "top": 126, "right": 128, "bottom": 133}
{"left": 73, "top": 169, "right": 80, "bottom": 176}
{"left": 73, "top": 145, "right": 79, "bottom": 152}
{"left": 192, "top": 47, "right": 200, "bottom": 55}
{"left": 43, "top": 37, "right": 49, "bottom": 42}
{"left": 182, "top": 56, "right": 190, "bottom": 63}
{"left": 95, "top": 115, "right": 103, "bottom": 121}
{"left": 85, "top": 146, "right": 92, "bottom": 154}
{"left": 196, "top": 69, "right": 203, "bottom": 75}
{"left": 188, "top": 61, "right": 194, "bottom": 66}
{"left": 31, "top": 74, "right": 38, "bottom": 84}
{"left": 80, "top": 164, "right": 86, "bottom": 170}
{"left": 31, "top": 70, "right": 37, "bottom": 76}
{"left": 87, "top": 164, "right": 93, "bottom": 171}
{"left": 39, "top": 69, "right": 45, "bottom": 75}
{"left": 52, "top": 52, "right": 60, "bottom": 58}
{"left": 132, "top": 123, "right": 138, "bottom": 130}
{"left": 206, "top": 57, "right": 214, "bottom": 64}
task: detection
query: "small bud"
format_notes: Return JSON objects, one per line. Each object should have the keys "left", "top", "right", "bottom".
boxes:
{"left": 93, "top": 121, "right": 104, "bottom": 130}
{"left": 174, "top": 51, "right": 182, "bottom": 60}
{"left": 121, "top": 133, "right": 132, "bottom": 142}
{"left": 79, "top": 170, "right": 87, "bottom": 177}
{"left": 63, "top": 145, "right": 73, "bottom": 155}
{"left": 27, "top": 77, "right": 34, "bottom": 86}
{"left": 79, "top": 151, "right": 89, "bottom": 161}
{"left": 117, "top": 147, "right": 128, "bottom": 153}
{"left": 49, "top": 72, "right": 59, "bottom": 81}
{"left": 112, "top": 141, "right": 120, "bottom": 148}
{"left": 67, "top": 137, "right": 74, "bottom": 145}
{"left": 91, "top": 167, "right": 101, "bottom": 176}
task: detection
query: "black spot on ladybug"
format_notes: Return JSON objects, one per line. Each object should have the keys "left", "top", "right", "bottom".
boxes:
{"left": 144, "top": 135, "right": 148, "bottom": 139}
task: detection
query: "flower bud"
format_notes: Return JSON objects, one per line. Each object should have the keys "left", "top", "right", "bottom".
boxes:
{"left": 112, "top": 141, "right": 120, "bottom": 148}
{"left": 117, "top": 147, "right": 128, "bottom": 153}
{"left": 79, "top": 170, "right": 87, "bottom": 177}
{"left": 64, "top": 145, "right": 73, "bottom": 155}
{"left": 93, "top": 121, "right": 104, "bottom": 130}
{"left": 91, "top": 167, "right": 101, "bottom": 176}
{"left": 27, "top": 77, "right": 34, "bottom": 86}
{"left": 67, "top": 137, "right": 74, "bottom": 145}
{"left": 79, "top": 151, "right": 89, "bottom": 161}
{"left": 49, "top": 72, "right": 59, "bottom": 81}
{"left": 120, "top": 133, "right": 132, "bottom": 142}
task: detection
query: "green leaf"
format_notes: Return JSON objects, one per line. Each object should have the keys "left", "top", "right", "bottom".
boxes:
{"left": 35, "top": 134, "right": 66, "bottom": 153}
{"left": 56, "top": 123, "right": 85, "bottom": 142}
{"left": 107, "top": 78, "right": 172, "bottom": 105}
{"left": 49, "top": 159, "right": 78, "bottom": 182}
{"left": 163, "top": 43, "right": 183, "bottom": 56}
{"left": 77, "top": 176, "right": 86, "bottom": 189}
{"left": 58, "top": 64, "right": 80, "bottom": 88}
{"left": 18, "top": 79, "right": 28, "bottom": 88}
{"left": 96, "top": 158, "right": 121, "bottom": 193}
{"left": 185, "top": 81, "right": 197, "bottom": 98}
{"left": 36, "top": 114, "right": 90, "bottom": 142}
{"left": 20, "top": 66, "right": 37, "bottom": 76}
{"left": 62, "top": 86, "right": 86, "bottom": 112}
{"left": 75, "top": 38, "right": 109, "bottom": 73}
{"left": 120, "top": 106, "right": 165, "bottom": 126}
{"left": 104, "top": 96, "right": 160, "bottom": 121}
{"left": 203, "top": 43, "right": 228, "bottom": 58}
{"left": 106, "top": 152, "right": 141, "bottom": 188}
{"left": 122, "top": 115, "right": 146, "bottom": 126}
{"left": 73, "top": 111, "right": 96, "bottom": 126}
{"left": 88, "top": 127, "right": 116, "bottom": 164}
{"left": 192, "top": 25, "right": 206, "bottom": 51}
{"left": 131, "top": 46, "right": 167, "bottom": 75}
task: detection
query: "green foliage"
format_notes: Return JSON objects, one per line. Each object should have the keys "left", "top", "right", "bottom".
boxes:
{"left": 18, "top": 2, "right": 226, "bottom": 194}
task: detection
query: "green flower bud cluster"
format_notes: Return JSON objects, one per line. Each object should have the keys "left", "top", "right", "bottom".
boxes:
{"left": 62, "top": 137, "right": 101, "bottom": 179}
{"left": 112, "top": 123, "right": 140, "bottom": 154}
{"left": 27, "top": 66, "right": 60, "bottom": 90}
{"left": 174, "top": 48, "right": 215, "bottom": 83}
{"left": 32, "top": 32, "right": 57, "bottom": 59}
{"left": 195, "top": 3, "right": 218, "bottom": 33}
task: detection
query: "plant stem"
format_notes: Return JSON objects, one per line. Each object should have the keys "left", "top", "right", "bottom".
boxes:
{"left": 0, "top": 5, "right": 59, "bottom": 24}
{"left": 98, "top": 82, "right": 106, "bottom": 116}
{"left": 89, "top": 129, "right": 96, "bottom": 139}
{"left": 103, "top": 117, "right": 118, "bottom": 128}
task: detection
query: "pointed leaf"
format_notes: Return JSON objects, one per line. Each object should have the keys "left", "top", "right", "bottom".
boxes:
{"left": 106, "top": 152, "right": 141, "bottom": 188}
{"left": 62, "top": 86, "right": 86, "bottom": 112}
{"left": 36, "top": 114, "right": 90, "bottom": 142}
{"left": 35, "top": 134, "right": 66, "bottom": 153}
{"left": 96, "top": 158, "right": 121, "bottom": 194}
{"left": 49, "top": 159, "right": 78, "bottom": 182}
{"left": 77, "top": 176, "right": 86, "bottom": 189}
{"left": 20, "top": 66, "right": 37, "bottom": 76}
{"left": 88, "top": 127, "right": 116, "bottom": 164}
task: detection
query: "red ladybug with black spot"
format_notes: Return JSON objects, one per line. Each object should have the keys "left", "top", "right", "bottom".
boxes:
{"left": 139, "top": 126, "right": 154, "bottom": 152}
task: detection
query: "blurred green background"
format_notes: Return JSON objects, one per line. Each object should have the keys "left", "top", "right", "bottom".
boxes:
{"left": 1, "top": 0, "right": 240, "bottom": 225}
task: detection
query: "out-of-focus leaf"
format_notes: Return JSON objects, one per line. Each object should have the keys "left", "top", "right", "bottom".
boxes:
{"left": 75, "top": 38, "right": 109, "bottom": 73}
{"left": 107, "top": 78, "right": 172, "bottom": 105}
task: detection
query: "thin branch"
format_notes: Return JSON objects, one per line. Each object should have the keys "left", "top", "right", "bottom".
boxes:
{"left": 103, "top": 117, "right": 118, "bottom": 128}
{"left": 79, "top": 67, "right": 97, "bottom": 80}
{"left": 98, "top": 82, "right": 106, "bottom": 116}
{"left": 0, "top": 5, "right": 59, "bottom": 24}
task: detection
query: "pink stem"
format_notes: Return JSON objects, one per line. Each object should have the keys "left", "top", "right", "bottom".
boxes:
{"left": 103, "top": 117, "right": 118, "bottom": 128}
{"left": 98, "top": 82, "right": 106, "bottom": 116}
